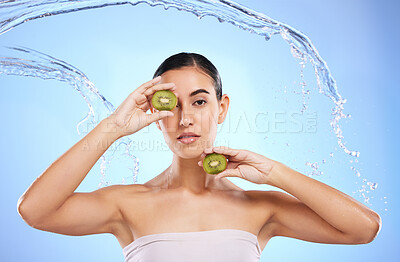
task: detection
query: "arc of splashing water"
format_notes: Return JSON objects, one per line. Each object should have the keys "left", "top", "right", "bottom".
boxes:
{"left": 0, "top": 45, "right": 139, "bottom": 187}
{"left": 0, "top": 0, "right": 358, "bottom": 157}
{"left": 0, "top": 0, "right": 373, "bottom": 197}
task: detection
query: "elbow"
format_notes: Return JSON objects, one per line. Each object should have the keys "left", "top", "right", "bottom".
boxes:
{"left": 17, "top": 197, "right": 28, "bottom": 222}
{"left": 366, "top": 212, "right": 382, "bottom": 243}
{"left": 17, "top": 201, "right": 34, "bottom": 227}
{"left": 17, "top": 200, "right": 42, "bottom": 228}
{"left": 355, "top": 212, "right": 382, "bottom": 244}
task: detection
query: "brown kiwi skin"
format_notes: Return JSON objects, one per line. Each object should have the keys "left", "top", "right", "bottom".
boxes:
{"left": 202, "top": 153, "right": 228, "bottom": 174}
{"left": 151, "top": 90, "right": 177, "bottom": 111}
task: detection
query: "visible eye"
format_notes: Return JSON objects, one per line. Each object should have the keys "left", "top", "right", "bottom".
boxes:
{"left": 175, "top": 99, "right": 207, "bottom": 108}
{"left": 194, "top": 99, "right": 207, "bottom": 106}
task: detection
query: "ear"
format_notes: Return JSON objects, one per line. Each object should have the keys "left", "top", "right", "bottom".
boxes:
{"left": 150, "top": 106, "right": 162, "bottom": 131}
{"left": 218, "top": 94, "right": 230, "bottom": 124}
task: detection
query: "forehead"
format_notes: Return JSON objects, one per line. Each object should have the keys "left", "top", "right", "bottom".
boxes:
{"left": 160, "top": 67, "right": 214, "bottom": 95}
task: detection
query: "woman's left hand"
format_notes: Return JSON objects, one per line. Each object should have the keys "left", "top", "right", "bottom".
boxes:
{"left": 198, "top": 146, "right": 278, "bottom": 185}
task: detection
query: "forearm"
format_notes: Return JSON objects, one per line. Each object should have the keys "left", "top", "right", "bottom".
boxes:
{"left": 268, "top": 162, "right": 381, "bottom": 238}
{"left": 17, "top": 118, "right": 120, "bottom": 222}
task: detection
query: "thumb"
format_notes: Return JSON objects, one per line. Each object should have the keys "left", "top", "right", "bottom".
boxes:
{"left": 147, "top": 110, "right": 174, "bottom": 124}
{"left": 215, "top": 169, "right": 241, "bottom": 180}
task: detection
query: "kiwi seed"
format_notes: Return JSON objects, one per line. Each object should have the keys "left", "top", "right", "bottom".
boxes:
{"left": 151, "top": 90, "right": 177, "bottom": 111}
{"left": 202, "top": 153, "right": 227, "bottom": 174}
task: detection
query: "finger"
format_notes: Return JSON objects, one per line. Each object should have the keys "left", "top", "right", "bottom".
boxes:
{"left": 128, "top": 76, "right": 164, "bottom": 102}
{"left": 137, "top": 76, "right": 163, "bottom": 93}
{"left": 214, "top": 168, "right": 242, "bottom": 180}
{"left": 198, "top": 160, "right": 203, "bottom": 167}
{"left": 202, "top": 146, "right": 215, "bottom": 155}
{"left": 213, "top": 146, "right": 252, "bottom": 164}
{"left": 145, "top": 110, "right": 174, "bottom": 125}
{"left": 200, "top": 146, "right": 228, "bottom": 160}
{"left": 200, "top": 151, "right": 207, "bottom": 159}
{"left": 143, "top": 82, "right": 176, "bottom": 97}
{"left": 199, "top": 149, "right": 213, "bottom": 162}
{"left": 212, "top": 146, "right": 240, "bottom": 157}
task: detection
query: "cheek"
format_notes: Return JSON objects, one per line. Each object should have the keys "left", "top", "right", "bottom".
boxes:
{"left": 199, "top": 111, "right": 218, "bottom": 133}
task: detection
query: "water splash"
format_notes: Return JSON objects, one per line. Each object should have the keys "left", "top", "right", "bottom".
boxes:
{"left": 0, "top": 45, "right": 139, "bottom": 188}
{"left": 0, "top": 0, "right": 379, "bottom": 203}
{"left": 305, "top": 161, "right": 323, "bottom": 176}
{"left": 0, "top": 0, "right": 361, "bottom": 156}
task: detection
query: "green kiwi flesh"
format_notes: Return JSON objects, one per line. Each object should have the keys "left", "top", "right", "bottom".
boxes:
{"left": 202, "top": 153, "right": 227, "bottom": 174}
{"left": 151, "top": 90, "right": 177, "bottom": 111}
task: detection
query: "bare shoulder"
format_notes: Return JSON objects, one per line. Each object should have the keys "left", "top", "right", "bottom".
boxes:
{"left": 238, "top": 190, "right": 287, "bottom": 250}
{"left": 244, "top": 189, "right": 294, "bottom": 217}
{"left": 243, "top": 189, "right": 284, "bottom": 203}
{"left": 97, "top": 183, "right": 151, "bottom": 199}
{"left": 95, "top": 183, "right": 151, "bottom": 223}
{"left": 250, "top": 190, "right": 300, "bottom": 210}
{"left": 241, "top": 189, "right": 280, "bottom": 216}
{"left": 104, "top": 183, "right": 156, "bottom": 246}
{"left": 246, "top": 190, "right": 307, "bottom": 237}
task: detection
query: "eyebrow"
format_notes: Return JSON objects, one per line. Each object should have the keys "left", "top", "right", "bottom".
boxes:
{"left": 189, "top": 89, "right": 210, "bottom": 97}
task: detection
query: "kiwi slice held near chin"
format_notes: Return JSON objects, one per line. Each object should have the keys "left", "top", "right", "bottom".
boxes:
{"left": 151, "top": 90, "right": 177, "bottom": 111}
{"left": 202, "top": 153, "right": 228, "bottom": 174}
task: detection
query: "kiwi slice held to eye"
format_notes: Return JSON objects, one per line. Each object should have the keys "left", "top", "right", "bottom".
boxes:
{"left": 202, "top": 153, "right": 228, "bottom": 174}
{"left": 151, "top": 90, "right": 177, "bottom": 111}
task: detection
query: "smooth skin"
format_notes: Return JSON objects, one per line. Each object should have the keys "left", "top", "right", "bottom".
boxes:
{"left": 17, "top": 67, "right": 381, "bottom": 253}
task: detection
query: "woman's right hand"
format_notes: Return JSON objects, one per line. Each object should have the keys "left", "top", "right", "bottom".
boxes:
{"left": 106, "top": 76, "right": 176, "bottom": 139}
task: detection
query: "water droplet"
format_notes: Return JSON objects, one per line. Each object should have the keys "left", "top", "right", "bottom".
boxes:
{"left": 367, "top": 182, "right": 378, "bottom": 190}
{"left": 305, "top": 161, "right": 322, "bottom": 176}
{"left": 350, "top": 151, "right": 360, "bottom": 157}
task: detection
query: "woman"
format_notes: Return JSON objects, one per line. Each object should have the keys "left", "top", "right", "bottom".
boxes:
{"left": 17, "top": 52, "right": 381, "bottom": 262}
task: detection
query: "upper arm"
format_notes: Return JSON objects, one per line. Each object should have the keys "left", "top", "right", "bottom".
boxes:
{"left": 266, "top": 191, "right": 361, "bottom": 244}
{"left": 27, "top": 185, "right": 124, "bottom": 236}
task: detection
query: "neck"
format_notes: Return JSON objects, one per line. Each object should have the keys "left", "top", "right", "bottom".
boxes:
{"left": 165, "top": 154, "right": 215, "bottom": 194}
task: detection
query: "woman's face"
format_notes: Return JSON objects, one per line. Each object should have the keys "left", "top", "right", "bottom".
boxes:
{"left": 151, "top": 67, "right": 229, "bottom": 159}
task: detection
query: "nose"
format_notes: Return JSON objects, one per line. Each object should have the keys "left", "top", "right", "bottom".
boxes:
{"left": 179, "top": 106, "right": 194, "bottom": 127}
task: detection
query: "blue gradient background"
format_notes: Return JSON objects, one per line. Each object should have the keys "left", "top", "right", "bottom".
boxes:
{"left": 0, "top": 0, "right": 398, "bottom": 261}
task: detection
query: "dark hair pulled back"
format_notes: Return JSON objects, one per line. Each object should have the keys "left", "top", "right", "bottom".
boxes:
{"left": 153, "top": 52, "right": 222, "bottom": 101}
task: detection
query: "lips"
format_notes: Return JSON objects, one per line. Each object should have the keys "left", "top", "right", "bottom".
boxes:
{"left": 177, "top": 132, "right": 201, "bottom": 144}
{"left": 177, "top": 132, "right": 200, "bottom": 139}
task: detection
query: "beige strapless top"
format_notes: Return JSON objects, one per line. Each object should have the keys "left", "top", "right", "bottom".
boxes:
{"left": 123, "top": 229, "right": 262, "bottom": 262}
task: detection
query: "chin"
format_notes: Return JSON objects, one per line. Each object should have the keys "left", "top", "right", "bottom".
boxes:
{"left": 169, "top": 139, "right": 210, "bottom": 158}
{"left": 175, "top": 145, "right": 203, "bottom": 158}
